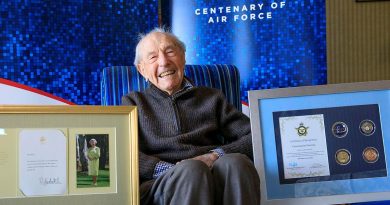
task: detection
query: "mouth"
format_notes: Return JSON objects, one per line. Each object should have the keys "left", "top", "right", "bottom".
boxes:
{"left": 159, "top": 70, "right": 176, "bottom": 78}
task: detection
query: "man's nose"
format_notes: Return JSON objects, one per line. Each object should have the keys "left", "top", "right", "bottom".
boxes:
{"left": 158, "top": 53, "right": 168, "bottom": 66}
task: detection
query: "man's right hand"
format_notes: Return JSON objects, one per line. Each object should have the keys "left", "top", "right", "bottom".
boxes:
{"left": 191, "top": 152, "right": 219, "bottom": 168}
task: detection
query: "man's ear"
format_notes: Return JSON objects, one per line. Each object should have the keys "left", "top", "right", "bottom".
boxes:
{"left": 136, "top": 64, "right": 145, "bottom": 77}
{"left": 137, "top": 63, "right": 149, "bottom": 82}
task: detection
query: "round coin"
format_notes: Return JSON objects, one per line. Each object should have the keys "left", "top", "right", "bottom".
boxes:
{"left": 335, "top": 149, "right": 351, "bottom": 165}
{"left": 363, "top": 147, "right": 379, "bottom": 163}
{"left": 332, "top": 122, "right": 348, "bottom": 138}
{"left": 359, "top": 120, "right": 376, "bottom": 136}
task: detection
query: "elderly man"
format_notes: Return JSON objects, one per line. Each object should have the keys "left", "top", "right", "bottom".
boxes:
{"left": 122, "top": 28, "right": 260, "bottom": 205}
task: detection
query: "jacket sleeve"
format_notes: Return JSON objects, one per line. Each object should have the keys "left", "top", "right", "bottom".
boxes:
{"left": 215, "top": 91, "right": 253, "bottom": 160}
{"left": 122, "top": 94, "right": 164, "bottom": 181}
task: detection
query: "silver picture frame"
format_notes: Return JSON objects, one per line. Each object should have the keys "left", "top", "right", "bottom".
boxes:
{"left": 249, "top": 80, "right": 390, "bottom": 205}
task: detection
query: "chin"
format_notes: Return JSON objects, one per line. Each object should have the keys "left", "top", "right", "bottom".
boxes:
{"left": 161, "top": 84, "right": 180, "bottom": 93}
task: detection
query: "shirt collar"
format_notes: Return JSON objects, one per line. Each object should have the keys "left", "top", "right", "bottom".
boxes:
{"left": 148, "top": 77, "right": 194, "bottom": 98}
{"left": 180, "top": 77, "right": 194, "bottom": 91}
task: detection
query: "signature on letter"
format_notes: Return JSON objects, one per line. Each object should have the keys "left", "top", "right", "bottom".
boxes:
{"left": 39, "top": 177, "right": 62, "bottom": 185}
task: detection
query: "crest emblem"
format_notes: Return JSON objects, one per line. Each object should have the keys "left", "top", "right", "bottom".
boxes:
{"left": 296, "top": 123, "right": 308, "bottom": 136}
{"left": 40, "top": 136, "right": 47, "bottom": 144}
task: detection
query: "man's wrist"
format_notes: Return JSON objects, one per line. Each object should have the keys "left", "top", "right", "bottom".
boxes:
{"left": 211, "top": 148, "right": 225, "bottom": 158}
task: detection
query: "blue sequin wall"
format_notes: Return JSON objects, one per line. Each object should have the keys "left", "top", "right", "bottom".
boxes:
{"left": 170, "top": 0, "right": 327, "bottom": 103}
{"left": 0, "top": 0, "right": 158, "bottom": 105}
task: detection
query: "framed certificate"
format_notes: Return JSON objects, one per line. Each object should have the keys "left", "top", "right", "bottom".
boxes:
{"left": 0, "top": 106, "right": 138, "bottom": 205}
{"left": 248, "top": 80, "right": 390, "bottom": 205}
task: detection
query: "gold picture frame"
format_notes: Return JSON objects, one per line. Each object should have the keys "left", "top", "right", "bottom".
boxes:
{"left": 0, "top": 105, "right": 138, "bottom": 205}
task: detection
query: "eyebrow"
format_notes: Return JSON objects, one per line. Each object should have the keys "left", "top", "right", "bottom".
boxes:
{"left": 145, "top": 44, "right": 177, "bottom": 57}
{"left": 163, "top": 44, "right": 176, "bottom": 50}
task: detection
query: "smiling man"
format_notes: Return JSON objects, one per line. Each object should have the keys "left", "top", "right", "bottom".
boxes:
{"left": 135, "top": 31, "right": 186, "bottom": 95}
{"left": 122, "top": 28, "right": 260, "bottom": 205}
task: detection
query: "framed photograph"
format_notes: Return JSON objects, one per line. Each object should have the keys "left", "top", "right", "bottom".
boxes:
{"left": 0, "top": 106, "right": 138, "bottom": 205}
{"left": 69, "top": 128, "right": 116, "bottom": 194}
{"left": 248, "top": 80, "right": 390, "bottom": 205}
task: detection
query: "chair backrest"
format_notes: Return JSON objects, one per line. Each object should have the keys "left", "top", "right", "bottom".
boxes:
{"left": 100, "top": 64, "right": 241, "bottom": 110}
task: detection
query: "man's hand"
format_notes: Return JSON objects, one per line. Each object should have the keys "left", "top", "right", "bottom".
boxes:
{"left": 191, "top": 152, "right": 219, "bottom": 168}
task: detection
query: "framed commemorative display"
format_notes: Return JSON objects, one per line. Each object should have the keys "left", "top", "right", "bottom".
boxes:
{"left": 0, "top": 106, "right": 139, "bottom": 205}
{"left": 248, "top": 80, "right": 390, "bottom": 205}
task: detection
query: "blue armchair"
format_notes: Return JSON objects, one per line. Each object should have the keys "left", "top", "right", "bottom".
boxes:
{"left": 100, "top": 65, "right": 241, "bottom": 110}
{"left": 100, "top": 65, "right": 390, "bottom": 205}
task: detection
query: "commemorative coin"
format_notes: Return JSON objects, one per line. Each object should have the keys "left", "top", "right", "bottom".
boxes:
{"left": 363, "top": 147, "right": 379, "bottom": 163}
{"left": 335, "top": 149, "right": 351, "bottom": 165}
{"left": 332, "top": 121, "right": 348, "bottom": 138}
{"left": 359, "top": 120, "right": 376, "bottom": 136}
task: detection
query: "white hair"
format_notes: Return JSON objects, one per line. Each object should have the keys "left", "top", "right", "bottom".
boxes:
{"left": 133, "top": 27, "right": 186, "bottom": 66}
{"left": 89, "top": 138, "right": 97, "bottom": 144}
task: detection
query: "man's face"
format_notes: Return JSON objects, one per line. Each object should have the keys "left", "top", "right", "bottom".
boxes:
{"left": 137, "top": 32, "right": 185, "bottom": 95}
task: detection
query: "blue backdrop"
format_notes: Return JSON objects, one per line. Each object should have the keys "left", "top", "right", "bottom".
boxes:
{"left": 0, "top": 0, "right": 158, "bottom": 105}
{"left": 167, "top": 0, "right": 327, "bottom": 103}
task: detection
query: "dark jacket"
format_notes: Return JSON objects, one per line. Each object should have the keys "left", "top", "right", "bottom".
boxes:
{"left": 122, "top": 82, "right": 253, "bottom": 183}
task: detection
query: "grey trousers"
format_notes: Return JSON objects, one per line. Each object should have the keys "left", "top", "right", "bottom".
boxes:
{"left": 140, "top": 153, "right": 261, "bottom": 205}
